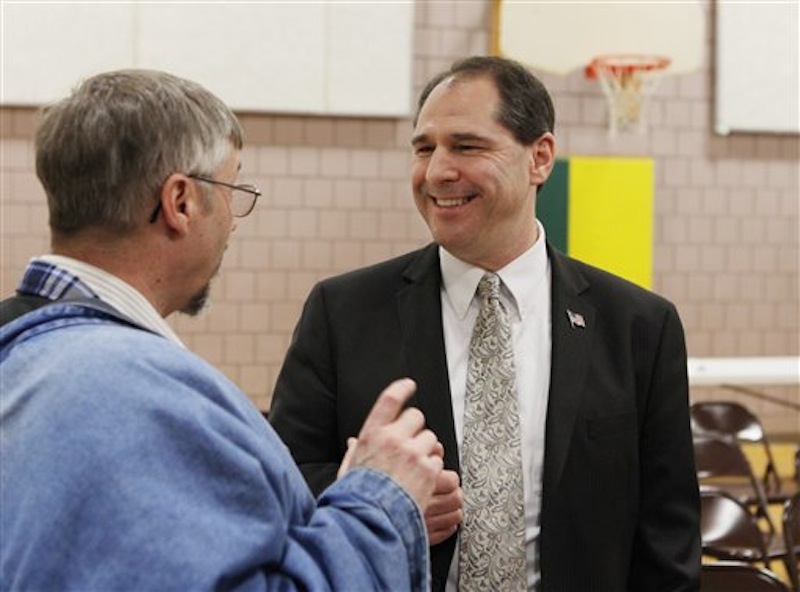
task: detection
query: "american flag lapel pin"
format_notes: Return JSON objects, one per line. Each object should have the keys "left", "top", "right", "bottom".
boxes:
{"left": 566, "top": 309, "right": 586, "bottom": 329}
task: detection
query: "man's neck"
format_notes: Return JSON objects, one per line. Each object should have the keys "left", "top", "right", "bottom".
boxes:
{"left": 51, "top": 229, "right": 169, "bottom": 317}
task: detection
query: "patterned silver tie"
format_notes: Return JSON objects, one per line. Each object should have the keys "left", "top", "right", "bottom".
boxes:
{"left": 458, "top": 272, "right": 527, "bottom": 591}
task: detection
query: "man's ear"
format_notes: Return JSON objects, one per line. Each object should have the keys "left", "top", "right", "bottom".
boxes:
{"left": 158, "top": 174, "right": 194, "bottom": 236}
{"left": 529, "top": 132, "right": 556, "bottom": 187}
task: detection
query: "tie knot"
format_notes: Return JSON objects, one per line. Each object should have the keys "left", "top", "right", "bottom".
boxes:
{"left": 477, "top": 272, "right": 502, "bottom": 301}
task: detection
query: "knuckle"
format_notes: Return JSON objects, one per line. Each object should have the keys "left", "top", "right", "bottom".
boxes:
{"left": 402, "top": 407, "right": 425, "bottom": 425}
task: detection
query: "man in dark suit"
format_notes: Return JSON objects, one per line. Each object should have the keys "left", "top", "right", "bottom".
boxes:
{"left": 270, "top": 56, "right": 701, "bottom": 591}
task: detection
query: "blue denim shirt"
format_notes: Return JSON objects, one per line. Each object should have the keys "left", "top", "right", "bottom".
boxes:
{"left": 1, "top": 286, "right": 430, "bottom": 590}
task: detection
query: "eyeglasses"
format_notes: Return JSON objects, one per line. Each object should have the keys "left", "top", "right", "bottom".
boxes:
{"left": 148, "top": 174, "right": 261, "bottom": 223}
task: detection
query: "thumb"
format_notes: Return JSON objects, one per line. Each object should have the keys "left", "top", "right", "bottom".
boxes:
{"left": 337, "top": 437, "right": 359, "bottom": 478}
{"left": 359, "top": 378, "right": 416, "bottom": 435}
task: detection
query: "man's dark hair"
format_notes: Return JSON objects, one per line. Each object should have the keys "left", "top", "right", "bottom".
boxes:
{"left": 414, "top": 56, "right": 555, "bottom": 145}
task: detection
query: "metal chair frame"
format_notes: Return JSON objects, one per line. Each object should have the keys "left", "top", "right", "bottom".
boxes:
{"left": 700, "top": 561, "right": 790, "bottom": 592}
{"left": 694, "top": 433, "right": 778, "bottom": 534}
{"left": 691, "top": 401, "right": 798, "bottom": 504}
{"left": 701, "top": 489, "right": 775, "bottom": 569}
{"left": 784, "top": 493, "right": 800, "bottom": 592}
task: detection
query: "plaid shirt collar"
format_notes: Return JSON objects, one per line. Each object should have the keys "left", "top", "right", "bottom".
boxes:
{"left": 17, "top": 260, "right": 99, "bottom": 302}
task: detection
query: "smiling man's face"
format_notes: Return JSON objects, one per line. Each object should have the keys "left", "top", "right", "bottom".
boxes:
{"left": 410, "top": 75, "right": 542, "bottom": 270}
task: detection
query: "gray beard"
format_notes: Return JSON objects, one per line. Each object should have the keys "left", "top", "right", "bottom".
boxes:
{"left": 183, "top": 284, "right": 210, "bottom": 317}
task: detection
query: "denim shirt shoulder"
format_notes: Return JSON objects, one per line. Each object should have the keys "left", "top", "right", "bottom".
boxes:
{"left": 1, "top": 301, "right": 150, "bottom": 358}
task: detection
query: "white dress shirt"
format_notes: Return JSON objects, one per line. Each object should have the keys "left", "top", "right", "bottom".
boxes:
{"left": 39, "top": 254, "right": 185, "bottom": 347}
{"left": 442, "top": 221, "right": 552, "bottom": 591}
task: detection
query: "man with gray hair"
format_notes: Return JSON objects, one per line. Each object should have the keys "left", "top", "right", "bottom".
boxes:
{"left": 0, "top": 69, "right": 442, "bottom": 591}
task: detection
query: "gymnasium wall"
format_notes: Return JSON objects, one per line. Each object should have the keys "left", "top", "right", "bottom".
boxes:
{"left": 1, "top": 1, "right": 797, "bottom": 434}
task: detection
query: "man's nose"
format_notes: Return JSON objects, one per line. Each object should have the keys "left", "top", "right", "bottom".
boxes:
{"left": 426, "top": 148, "right": 459, "bottom": 185}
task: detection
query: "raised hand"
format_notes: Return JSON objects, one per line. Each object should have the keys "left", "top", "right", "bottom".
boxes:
{"left": 338, "top": 378, "right": 444, "bottom": 512}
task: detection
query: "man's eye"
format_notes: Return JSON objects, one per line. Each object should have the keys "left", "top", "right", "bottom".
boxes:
{"left": 414, "top": 146, "right": 433, "bottom": 155}
{"left": 456, "top": 145, "right": 479, "bottom": 152}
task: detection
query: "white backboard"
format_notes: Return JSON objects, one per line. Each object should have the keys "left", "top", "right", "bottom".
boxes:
{"left": 498, "top": 1, "right": 705, "bottom": 76}
{"left": 714, "top": 1, "right": 800, "bottom": 135}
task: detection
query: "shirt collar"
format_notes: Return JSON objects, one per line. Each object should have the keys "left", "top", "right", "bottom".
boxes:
{"left": 440, "top": 220, "right": 549, "bottom": 321}
{"left": 17, "top": 258, "right": 99, "bottom": 301}
{"left": 33, "top": 255, "right": 185, "bottom": 347}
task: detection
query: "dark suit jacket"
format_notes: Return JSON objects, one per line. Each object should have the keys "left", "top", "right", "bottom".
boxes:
{"left": 270, "top": 243, "right": 701, "bottom": 591}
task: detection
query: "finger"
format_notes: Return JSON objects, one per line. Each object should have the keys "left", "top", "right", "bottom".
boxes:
{"left": 428, "top": 522, "right": 460, "bottom": 546}
{"left": 426, "top": 510, "right": 463, "bottom": 531}
{"left": 337, "top": 437, "right": 359, "bottom": 478}
{"left": 434, "top": 469, "right": 460, "bottom": 494}
{"left": 392, "top": 407, "right": 426, "bottom": 437}
{"left": 426, "top": 507, "right": 463, "bottom": 545}
{"left": 427, "top": 452, "right": 444, "bottom": 475}
{"left": 428, "top": 526, "right": 458, "bottom": 546}
{"left": 358, "top": 378, "right": 416, "bottom": 435}
{"left": 426, "top": 488, "right": 464, "bottom": 515}
{"left": 401, "top": 428, "right": 440, "bottom": 462}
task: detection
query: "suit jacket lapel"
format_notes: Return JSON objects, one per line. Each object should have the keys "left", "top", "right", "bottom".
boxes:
{"left": 544, "top": 246, "right": 594, "bottom": 496}
{"left": 393, "top": 243, "right": 594, "bottom": 485}
{"left": 396, "top": 244, "right": 460, "bottom": 472}
{"left": 396, "top": 245, "right": 459, "bottom": 591}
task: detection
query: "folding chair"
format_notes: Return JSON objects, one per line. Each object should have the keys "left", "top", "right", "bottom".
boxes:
{"left": 784, "top": 493, "right": 800, "bottom": 592}
{"left": 691, "top": 401, "right": 798, "bottom": 504}
{"left": 700, "top": 561, "right": 790, "bottom": 592}
{"left": 694, "top": 435, "right": 788, "bottom": 571}
{"left": 700, "top": 489, "right": 779, "bottom": 570}
{"left": 694, "top": 433, "right": 777, "bottom": 532}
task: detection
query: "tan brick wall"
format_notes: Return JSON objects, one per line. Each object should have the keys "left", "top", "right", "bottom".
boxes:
{"left": 1, "top": 0, "right": 797, "bottom": 433}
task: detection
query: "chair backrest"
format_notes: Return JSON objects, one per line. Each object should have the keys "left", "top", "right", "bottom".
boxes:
{"left": 691, "top": 401, "right": 765, "bottom": 442}
{"left": 784, "top": 493, "right": 800, "bottom": 591}
{"left": 695, "top": 433, "right": 755, "bottom": 479}
{"left": 700, "top": 562, "right": 790, "bottom": 592}
{"left": 694, "top": 434, "right": 776, "bottom": 534}
{"left": 691, "top": 401, "right": 781, "bottom": 490}
{"left": 701, "top": 490, "right": 769, "bottom": 561}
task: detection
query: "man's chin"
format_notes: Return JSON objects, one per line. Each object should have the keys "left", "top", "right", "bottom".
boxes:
{"left": 182, "top": 285, "right": 210, "bottom": 317}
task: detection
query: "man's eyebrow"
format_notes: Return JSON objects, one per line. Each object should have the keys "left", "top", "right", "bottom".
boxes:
{"left": 411, "top": 132, "right": 489, "bottom": 145}
{"left": 411, "top": 133, "right": 429, "bottom": 146}
{"left": 451, "top": 132, "right": 488, "bottom": 143}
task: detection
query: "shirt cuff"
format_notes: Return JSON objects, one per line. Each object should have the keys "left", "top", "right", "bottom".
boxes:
{"left": 326, "top": 467, "right": 431, "bottom": 591}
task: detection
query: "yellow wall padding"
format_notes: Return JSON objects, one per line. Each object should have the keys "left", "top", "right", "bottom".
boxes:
{"left": 568, "top": 157, "right": 653, "bottom": 289}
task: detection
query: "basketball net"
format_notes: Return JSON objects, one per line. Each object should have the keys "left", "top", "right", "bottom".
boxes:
{"left": 586, "top": 54, "right": 671, "bottom": 135}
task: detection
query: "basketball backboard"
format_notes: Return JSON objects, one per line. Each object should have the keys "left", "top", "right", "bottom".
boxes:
{"left": 496, "top": 1, "right": 704, "bottom": 134}
{"left": 496, "top": 1, "right": 704, "bottom": 77}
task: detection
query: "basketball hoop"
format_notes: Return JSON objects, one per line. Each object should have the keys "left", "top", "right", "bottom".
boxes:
{"left": 586, "top": 54, "right": 671, "bottom": 135}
